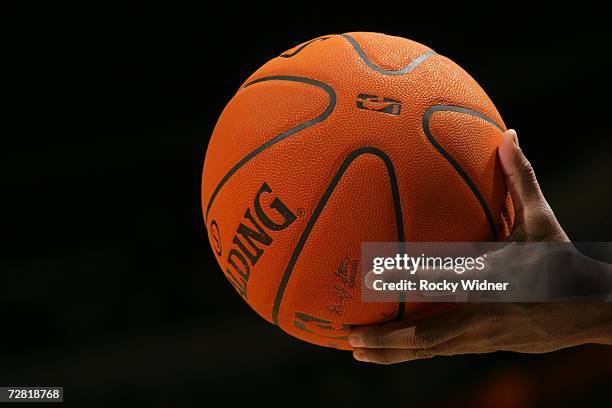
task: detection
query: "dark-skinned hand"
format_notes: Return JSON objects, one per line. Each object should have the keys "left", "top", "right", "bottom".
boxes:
{"left": 349, "top": 130, "right": 612, "bottom": 364}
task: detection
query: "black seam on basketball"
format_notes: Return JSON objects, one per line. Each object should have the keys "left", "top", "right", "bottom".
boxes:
{"left": 204, "top": 76, "right": 336, "bottom": 224}
{"left": 272, "top": 147, "right": 405, "bottom": 325}
{"left": 279, "top": 37, "right": 331, "bottom": 58}
{"left": 422, "top": 105, "right": 504, "bottom": 240}
{"left": 341, "top": 33, "right": 437, "bottom": 75}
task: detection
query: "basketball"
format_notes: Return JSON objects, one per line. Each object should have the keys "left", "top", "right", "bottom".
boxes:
{"left": 201, "top": 32, "right": 514, "bottom": 349}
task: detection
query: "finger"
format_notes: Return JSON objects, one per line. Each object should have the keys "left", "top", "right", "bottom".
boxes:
{"left": 353, "top": 347, "right": 440, "bottom": 364}
{"left": 348, "top": 306, "right": 477, "bottom": 349}
{"left": 410, "top": 332, "right": 496, "bottom": 357}
{"left": 353, "top": 326, "right": 501, "bottom": 364}
{"left": 498, "top": 130, "right": 545, "bottom": 217}
{"left": 352, "top": 341, "right": 473, "bottom": 364}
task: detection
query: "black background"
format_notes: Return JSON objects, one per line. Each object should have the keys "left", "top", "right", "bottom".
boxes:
{"left": 3, "top": 3, "right": 612, "bottom": 407}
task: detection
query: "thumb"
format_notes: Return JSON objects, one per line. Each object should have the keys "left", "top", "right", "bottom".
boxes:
{"left": 498, "top": 129, "right": 546, "bottom": 217}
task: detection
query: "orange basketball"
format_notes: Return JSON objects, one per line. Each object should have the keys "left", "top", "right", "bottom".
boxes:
{"left": 201, "top": 32, "right": 514, "bottom": 349}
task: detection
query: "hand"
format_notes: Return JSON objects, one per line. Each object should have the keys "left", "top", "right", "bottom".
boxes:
{"left": 350, "top": 130, "right": 612, "bottom": 364}
{"left": 497, "top": 129, "right": 568, "bottom": 243}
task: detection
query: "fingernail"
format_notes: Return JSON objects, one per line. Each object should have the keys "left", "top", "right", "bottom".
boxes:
{"left": 507, "top": 129, "right": 519, "bottom": 147}
{"left": 348, "top": 334, "right": 365, "bottom": 347}
{"left": 353, "top": 349, "right": 369, "bottom": 362}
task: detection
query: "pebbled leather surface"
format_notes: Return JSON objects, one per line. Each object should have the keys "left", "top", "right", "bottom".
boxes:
{"left": 202, "top": 32, "right": 514, "bottom": 349}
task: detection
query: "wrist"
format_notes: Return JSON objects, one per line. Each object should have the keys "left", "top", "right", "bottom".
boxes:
{"left": 576, "top": 303, "right": 612, "bottom": 346}
{"left": 560, "top": 247, "right": 612, "bottom": 300}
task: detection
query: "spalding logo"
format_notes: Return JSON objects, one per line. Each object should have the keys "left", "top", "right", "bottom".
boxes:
{"left": 220, "top": 182, "right": 297, "bottom": 298}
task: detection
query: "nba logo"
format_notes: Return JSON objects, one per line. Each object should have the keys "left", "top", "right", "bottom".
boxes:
{"left": 356, "top": 94, "right": 402, "bottom": 115}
